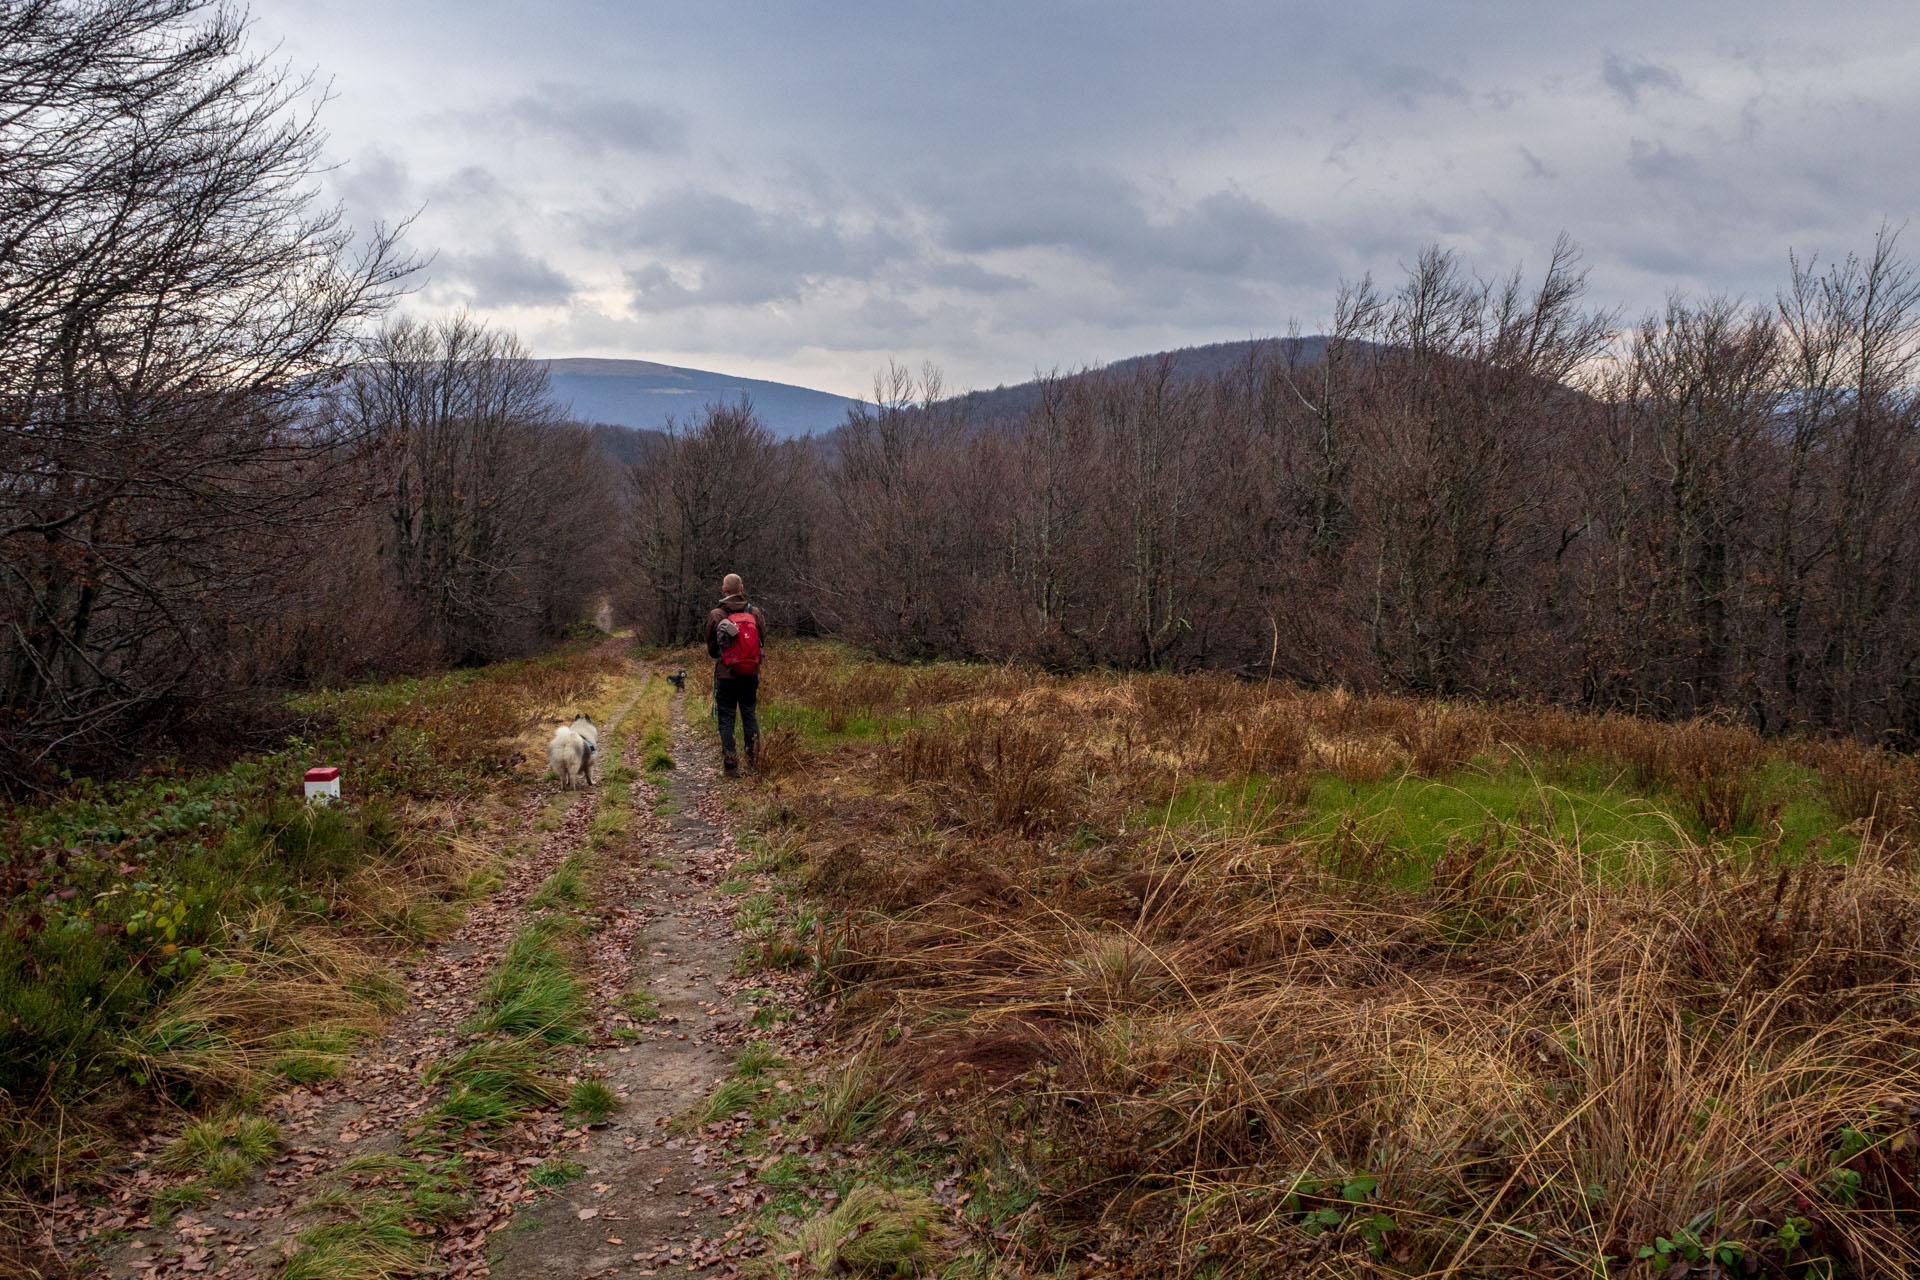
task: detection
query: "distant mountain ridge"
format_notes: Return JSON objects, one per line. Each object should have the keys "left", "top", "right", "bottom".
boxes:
{"left": 547, "top": 340, "right": 1345, "bottom": 445}
{"left": 543, "top": 357, "right": 864, "bottom": 439}
{"left": 943, "top": 336, "right": 1335, "bottom": 422}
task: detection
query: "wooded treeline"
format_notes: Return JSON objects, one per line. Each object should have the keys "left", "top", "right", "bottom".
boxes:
{"left": 626, "top": 232, "right": 1920, "bottom": 745}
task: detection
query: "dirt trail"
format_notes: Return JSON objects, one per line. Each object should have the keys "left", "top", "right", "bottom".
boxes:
{"left": 486, "top": 680, "right": 749, "bottom": 1280}
{"left": 84, "top": 673, "right": 656, "bottom": 1279}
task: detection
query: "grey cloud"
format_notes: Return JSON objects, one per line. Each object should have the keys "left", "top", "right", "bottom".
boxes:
{"left": 492, "top": 83, "right": 688, "bottom": 156}
{"left": 1518, "top": 147, "right": 1555, "bottom": 179}
{"left": 434, "top": 237, "right": 574, "bottom": 307}
{"left": 336, "top": 147, "right": 411, "bottom": 221}
{"left": 924, "top": 260, "right": 1029, "bottom": 294}
{"left": 849, "top": 295, "right": 927, "bottom": 337}
{"left": 936, "top": 166, "right": 1139, "bottom": 256}
{"left": 428, "top": 165, "right": 507, "bottom": 205}
{"left": 257, "top": 0, "right": 1920, "bottom": 393}
{"left": 627, "top": 262, "right": 695, "bottom": 308}
{"left": 606, "top": 189, "right": 913, "bottom": 309}
{"left": 933, "top": 168, "right": 1330, "bottom": 291}
{"left": 1603, "top": 52, "right": 1685, "bottom": 105}
{"left": 1368, "top": 64, "right": 1471, "bottom": 111}
{"left": 1627, "top": 137, "right": 1700, "bottom": 184}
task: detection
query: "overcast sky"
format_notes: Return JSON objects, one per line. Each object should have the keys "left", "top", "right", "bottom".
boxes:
{"left": 251, "top": 0, "right": 1920, "bottom": 398}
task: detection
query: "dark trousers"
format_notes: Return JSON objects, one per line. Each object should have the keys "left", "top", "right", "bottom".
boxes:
{"left": 714, "top": 674, "right": 759, "bottom": 760}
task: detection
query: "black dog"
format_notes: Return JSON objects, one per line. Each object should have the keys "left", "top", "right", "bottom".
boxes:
{"left": 667, "top": 668, "right": 686, "bottom": 689}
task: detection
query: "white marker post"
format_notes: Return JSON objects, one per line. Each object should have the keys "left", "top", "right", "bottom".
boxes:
{"left": 303, "top": 766, "right": 341, "bottom": 804}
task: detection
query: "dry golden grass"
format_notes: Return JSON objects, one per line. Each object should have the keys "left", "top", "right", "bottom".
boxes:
{"left": 121, "top": 908, "right": 398, "bottom": 1094}
{"left": 752, "top": 644, "right": 1920, "bottom": 1278}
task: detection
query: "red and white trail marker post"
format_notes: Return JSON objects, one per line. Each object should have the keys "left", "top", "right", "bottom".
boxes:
{"left": 304, "top": 766, "right": 341, "bottom": 805}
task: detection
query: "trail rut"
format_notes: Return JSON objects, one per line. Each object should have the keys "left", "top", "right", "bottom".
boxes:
{"left": 486, "top": 680, "right": 750, "bottom": 1279}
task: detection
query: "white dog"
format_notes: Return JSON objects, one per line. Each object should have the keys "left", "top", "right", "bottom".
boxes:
{"left": 547, "top": 713, "right": 598, "bottom": 791}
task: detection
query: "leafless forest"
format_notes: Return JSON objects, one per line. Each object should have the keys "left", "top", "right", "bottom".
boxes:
{"left": 630, "top": 232, "right": 1920, "bottom": 747}
{"left": 7, "top": 0, "right": 1920, "bottom": 796}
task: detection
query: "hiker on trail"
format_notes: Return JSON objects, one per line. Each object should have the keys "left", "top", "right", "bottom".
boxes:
{"left": 705, "top": 573, "right": 766, "bottom": 775}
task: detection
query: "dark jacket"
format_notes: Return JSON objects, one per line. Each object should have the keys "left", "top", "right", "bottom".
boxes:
{"left": 705, "top": 595, "right": 767, "bottom": 679}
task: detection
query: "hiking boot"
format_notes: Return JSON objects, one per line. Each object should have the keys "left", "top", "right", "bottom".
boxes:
{"left": 745, "top": 742, "right": 758, "bottom": 770}
{"left": 722, "top": 750, "right": 739, "bottom": 776}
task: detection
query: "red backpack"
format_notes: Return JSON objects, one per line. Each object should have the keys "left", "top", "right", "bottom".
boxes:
{"left": 718, "top": 609, "right": 761, "bottom": 675}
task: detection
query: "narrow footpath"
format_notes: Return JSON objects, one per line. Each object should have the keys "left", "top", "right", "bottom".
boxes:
{"left": 486, "top": 678, "right": 751, "bottom": 1279}
{"left": 77, "top": 666, "right": 763, "bottom": 1280}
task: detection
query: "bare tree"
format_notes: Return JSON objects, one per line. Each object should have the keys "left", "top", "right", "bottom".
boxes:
{"left": 344, "top": 316, "right": 614, "bottom": 663}
{"left": 0, "top": 0, "right": 412, "bottom": 788}
{"left": 623, "top": 399, "right": 811, "bottom": 644}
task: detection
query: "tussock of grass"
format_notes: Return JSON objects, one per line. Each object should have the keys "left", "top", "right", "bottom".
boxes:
{"left": 150, "top": 1179, "right": 213, "bottom": 1221}
{"left": 734, "top": 1041, "right": 779, "bottom": 1079}
{"left": 331, "top": 1153, "right": 470, "bottom": 1224}
{"left": 157, "top": 1115, "right": 280, "bottom": 1183}
{"left": 808, "top": 1049, "right": 899, "bottom": 1144}
{"left": 526, "top": 854, "right": 591, "bottom": 911}
{"left": 761, "top": 1185, "right": 946, "bottom": 1277}
{"left": 423, "top": 1037, "right": 569, "bottom": 1127}
{"left": 280, "top": 1200, "right": 432, "bottom": 1280}
{"left": 691, "top": 1076, "right": 760, "bottom": 1129}
{"left": 530, "top": 1157, "right": 585, "bottom": 1189}
{"left": 465, "top": 920, "right": 586, "bottom": 1044}
{"left": 566, "top": 1079, "right": 620, "bottom": 1125}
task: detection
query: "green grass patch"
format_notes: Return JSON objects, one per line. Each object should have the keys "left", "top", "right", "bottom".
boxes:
{"left": 527, "top": 854, "right": 592, "bottom": 911}
{"left": 636, "top": 676, "right": 677, "bottom": 772}
{"left": 157, "top": 1115, "right": 280, "bottom": 1185}
{"left": 530, "top": 1157, "right": 585, "bottom": 1189}
{"left": 0, "top": 643, "right": 631, "bottom": 1206}
{"left": 269, "top": 1024, "right": 360, "bottom": 1085}
{"left": 758, "top": 1150, "right": 808, "bottom": 1190}
{"left": 464, "top": 920, "right": 586, "bottom": 1044}
{"left": 150, "top": 1179, "right": 212, "bottom": 1222}
{"left": 694, "top": 1076, "right": 760, "bottom": 1128}
{"left": 422, "top": 1037, "right": 570, "bottom": 1132}
{"left": 734, "top": 1041, "right": 779, "bottom": 1079}
{"left": 532, "top": 795, "right": 570, "bottom": 832}
{"left": 566, "top": 1079, "right": 621, "bottom": 1125}
{"left": 280, "top": 1198, "right": 432, "bottom": 1280}
{"left": 617, "top": 988, "right": 659, "bottom": 1020}
{"left": 1295, "top": 769, "right": 1685, "bottom": 882}
{"left": 330, "top": 1153, "right": 471, "bottom": 1225}
{"left": 1159, "top": 761, "right": 1861, "bottom": 887}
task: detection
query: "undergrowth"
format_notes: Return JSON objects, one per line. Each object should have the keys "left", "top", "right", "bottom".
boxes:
{"left": 0, "top": 639, "right": 630, "bottom": 1263}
